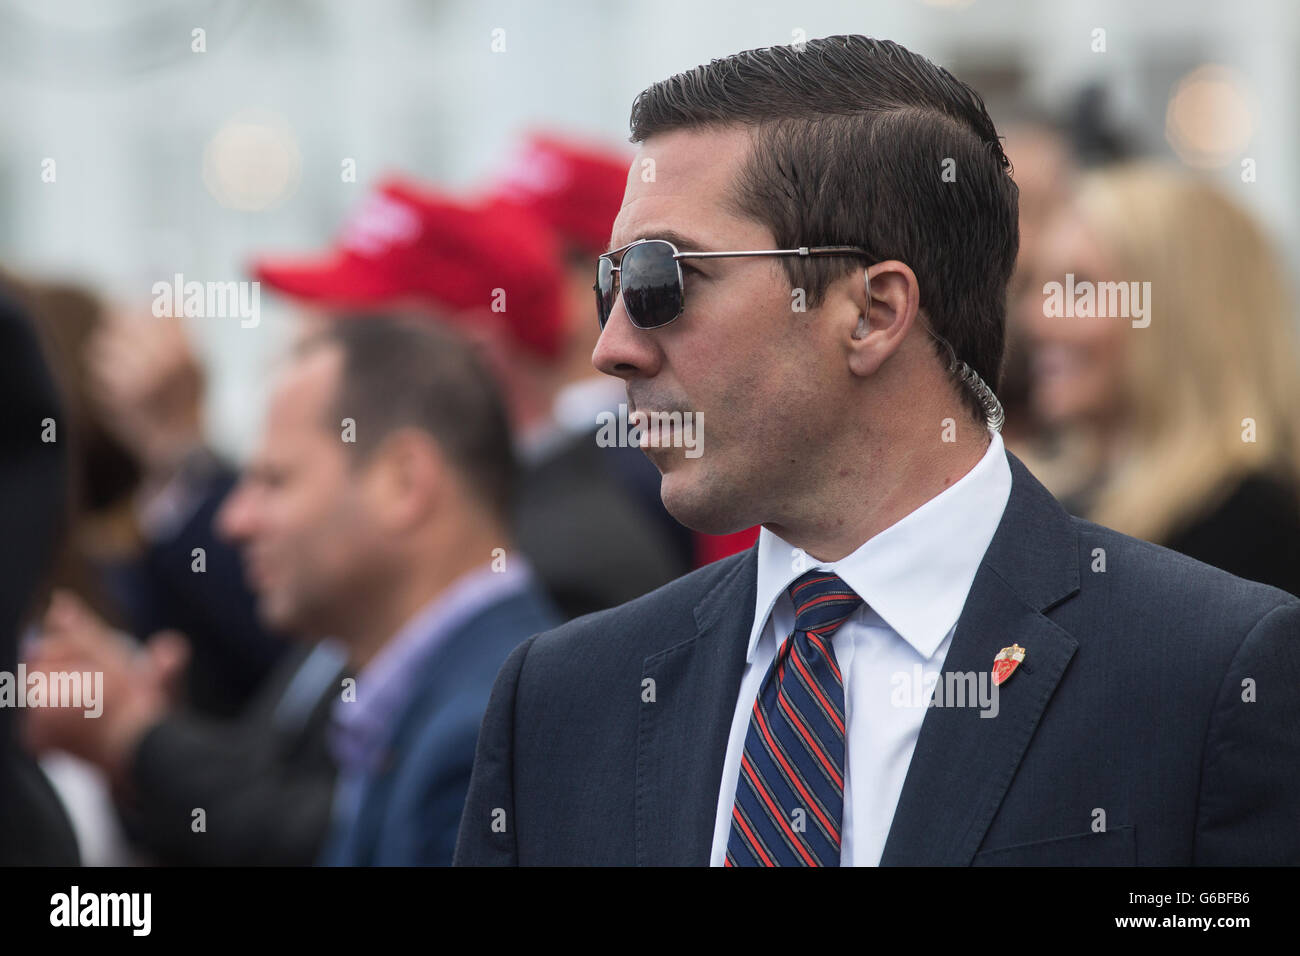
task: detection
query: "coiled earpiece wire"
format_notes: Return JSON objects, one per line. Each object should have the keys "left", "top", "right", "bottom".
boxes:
{"left": 855, "top": 267, "right": 1005, "bottom": 433}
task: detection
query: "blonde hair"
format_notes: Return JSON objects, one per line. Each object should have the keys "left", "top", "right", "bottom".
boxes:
{"left": 1074, "top": 162, "right": 1300, "bottom": 543}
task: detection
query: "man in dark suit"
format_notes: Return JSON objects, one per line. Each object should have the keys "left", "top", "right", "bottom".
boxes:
{"left": 454, "top": 35, "right": 1300, "bottom": 866}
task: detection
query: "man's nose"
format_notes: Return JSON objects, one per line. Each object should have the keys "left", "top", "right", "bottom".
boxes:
{"left": 591, "top": 301, "right": 662, "bottom": 381}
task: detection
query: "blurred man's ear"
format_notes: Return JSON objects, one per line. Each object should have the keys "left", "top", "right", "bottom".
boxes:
{"left": 450, "top": 312, "right": 505, "bottom": 361}
{"left": 363, "top": 429, "right": 448, "bottom": 532}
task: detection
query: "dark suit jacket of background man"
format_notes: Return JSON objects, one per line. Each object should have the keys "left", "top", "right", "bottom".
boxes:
{"left": 516, "top": 430, "right": 687, "bottom": 620}
{"left": 119, "top": 640, "right": 347, "bottom": 865}
{"left": 455, "top": 454, "right": 1300, "bottom": 865}
{"left": 320, "top": 579, "right": 560, "bottom": 866}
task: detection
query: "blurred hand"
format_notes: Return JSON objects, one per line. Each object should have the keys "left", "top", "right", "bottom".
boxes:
{"left": 142, "top": 628, "right": 192, "bottom": 707}
{"left": 21, "top": 591, "right": 176, "bottom": 779}
{"left": 85, "top": 307, "right": 205, "bottom": 478}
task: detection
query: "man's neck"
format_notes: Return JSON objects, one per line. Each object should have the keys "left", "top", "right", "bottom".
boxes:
{"left": 767, "top": 423, "right": 992, "bottom": 563}
{"left": 345, "top": 524, "right": 509, "bottom": 671}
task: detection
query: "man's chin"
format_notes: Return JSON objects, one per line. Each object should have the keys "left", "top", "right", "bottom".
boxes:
{"left": 659, "top": 467, "right": 751, "bottom": 536}
{"left": 256, "top": 597, "right": 302, "bottom": 636}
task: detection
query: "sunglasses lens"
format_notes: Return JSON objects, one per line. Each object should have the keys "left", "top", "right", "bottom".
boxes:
{"left": 595, "top": 256, "right": 616, "bottom": 329}
{"left": 620, "top": 241, "right": 682, "bottom": 329}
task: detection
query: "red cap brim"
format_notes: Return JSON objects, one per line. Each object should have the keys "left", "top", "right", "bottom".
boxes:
{"left": 252, "top": 252, "right": 405, "bottom": 307}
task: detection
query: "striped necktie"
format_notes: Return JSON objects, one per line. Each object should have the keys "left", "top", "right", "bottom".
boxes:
{"left": 726, "top": 570, "right": 862, "bottom": 866}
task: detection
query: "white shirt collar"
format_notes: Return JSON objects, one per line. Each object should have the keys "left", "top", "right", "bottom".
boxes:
{"left": 749, "top": 430, "right": 1012, "bottom": 663}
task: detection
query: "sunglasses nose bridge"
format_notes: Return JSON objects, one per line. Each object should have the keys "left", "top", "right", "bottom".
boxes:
{"left": 605, "top": 279, "right": 633, "bottom": 331}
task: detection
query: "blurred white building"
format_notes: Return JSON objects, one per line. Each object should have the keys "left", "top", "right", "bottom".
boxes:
{"left": 1, "top": 0, "right": 1296, "bottom": 456}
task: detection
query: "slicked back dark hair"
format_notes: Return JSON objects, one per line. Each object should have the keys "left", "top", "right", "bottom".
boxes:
{"left": 299, "top": 315, "right": 517, "bottom": 527}
{"left": 629, "top": 35, "right": 1019, "bottom": 420}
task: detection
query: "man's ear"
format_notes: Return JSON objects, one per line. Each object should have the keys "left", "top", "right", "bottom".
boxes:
{"left": 365, "top": 429, "right": 446, "bottom": 531}
{"left": 844, "top": 260, "right": 921, "bottom": 378}
{"left": 454, "top": 312, "right": 515, "bottom": 379}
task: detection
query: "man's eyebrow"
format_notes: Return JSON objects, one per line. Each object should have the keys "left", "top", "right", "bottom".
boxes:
{"left": 604, "top": 229, "right": 711, "bottom": 254}
{"left": 649, "top": 229, "right": 710, "bottom": 252}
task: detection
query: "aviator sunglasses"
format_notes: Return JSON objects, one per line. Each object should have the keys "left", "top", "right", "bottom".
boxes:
{"left": 594, "top": 238, "right": 873, "bottom": 331}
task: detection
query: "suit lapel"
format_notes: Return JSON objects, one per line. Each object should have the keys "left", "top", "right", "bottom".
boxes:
{"left": 635, "top": 549, "right": 756, "bottom": 866}
{"left": 880, "top": 454, "right": 1081, "bottom": 865}
{"left": 330, "top": 593, "right": 534, "bottom": 865}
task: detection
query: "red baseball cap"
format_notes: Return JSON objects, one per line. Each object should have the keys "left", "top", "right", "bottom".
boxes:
{"left": 252, "top": 177, "right": 566, "bottom": 359}
{"left": 487, "top": 132, "right": 631, "bottom": 257}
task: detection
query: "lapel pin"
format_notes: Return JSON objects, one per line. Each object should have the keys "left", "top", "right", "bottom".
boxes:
{"left": 992, "top": 644, "right": 1026, "bottom": 686}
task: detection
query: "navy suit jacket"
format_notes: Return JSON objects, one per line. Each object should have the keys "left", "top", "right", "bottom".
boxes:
{"left": 319, "top": 581, "right": 560, "bottom": 866}
{"left": 454, "top": 454, "right": 1300, "bottom": 865}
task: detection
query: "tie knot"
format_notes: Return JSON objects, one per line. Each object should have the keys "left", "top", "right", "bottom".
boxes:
{"left": 787, "top": 570, "right": 862, "bottom": 636}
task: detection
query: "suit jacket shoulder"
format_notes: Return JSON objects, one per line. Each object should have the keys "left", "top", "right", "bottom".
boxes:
{"left": 522, "top": 550, "right": 750, "bottom": 675}
{"left": 353, "top": 582, "right": 561, "bottom": 866}
{"left": 1065, "top": 513, "right": 1297, "bottom": 647}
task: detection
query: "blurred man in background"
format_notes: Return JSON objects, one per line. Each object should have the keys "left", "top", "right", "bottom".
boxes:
{"left": 28, "top": 315, "right": 557, "bottom": 865}
{"left": 0, "top": 273, "right": 283, "bottom": 718}
{"left": 487, "top": 132, "right": 694, "bottom": 569}
{"left": 228, "top": 316, "right": 558, "bottom": 864}
{"left": 254, "top": 176, "right": 686, "bottom": 617}
{"left": 2, "top": 272, "right": 286, "bottom": 864}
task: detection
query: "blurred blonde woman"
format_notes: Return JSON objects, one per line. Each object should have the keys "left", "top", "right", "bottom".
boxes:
{"left": 1021, "top": 162, "right": 1300, "bottom": 596}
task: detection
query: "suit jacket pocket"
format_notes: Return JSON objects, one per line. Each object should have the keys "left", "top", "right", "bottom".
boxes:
{"left": 972, "top": 826, "right": 1136, "bottom": 866}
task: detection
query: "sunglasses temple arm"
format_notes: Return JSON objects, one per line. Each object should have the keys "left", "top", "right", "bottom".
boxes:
{"left": 674, "top": 246, "right": 871, "bottom": 261}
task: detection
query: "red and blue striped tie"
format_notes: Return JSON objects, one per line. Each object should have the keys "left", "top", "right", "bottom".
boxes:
{"left": 725, "top": 570, "right": 862, "bottom": 866}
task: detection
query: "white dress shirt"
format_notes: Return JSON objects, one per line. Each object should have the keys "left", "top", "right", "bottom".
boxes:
{"left": 709, "top": 430, "right": 1013, "bottom": 866}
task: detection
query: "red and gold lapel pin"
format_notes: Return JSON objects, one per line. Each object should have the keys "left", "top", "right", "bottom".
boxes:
{"left": 992, "top": 644, "right": 1026, "bottom": 686}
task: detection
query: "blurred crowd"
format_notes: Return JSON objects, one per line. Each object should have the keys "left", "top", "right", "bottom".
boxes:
{"left": 2, "top": 110, "right": 1299, "bottom": 865}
